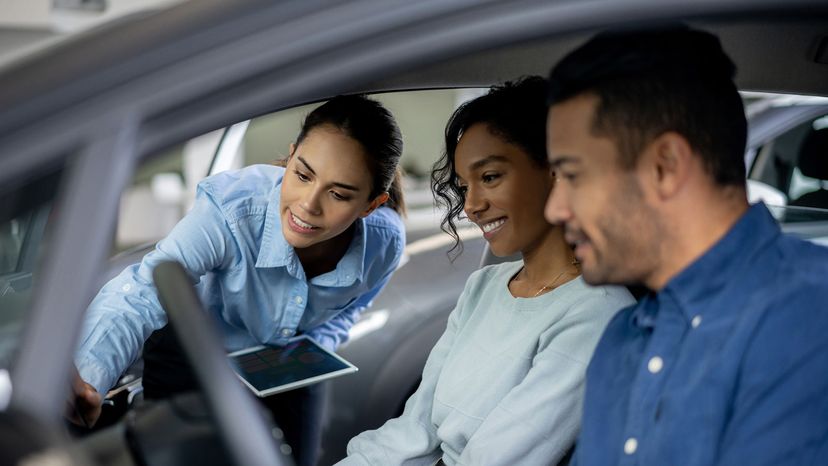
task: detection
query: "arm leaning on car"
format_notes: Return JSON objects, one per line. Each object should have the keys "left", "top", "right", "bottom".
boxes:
{"left": 74, "top": 183, "right": 237, "bottom": 408}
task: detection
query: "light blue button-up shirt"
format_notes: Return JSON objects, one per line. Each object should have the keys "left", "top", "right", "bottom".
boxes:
{"left": 76, "top": 164, "right": 405, "bottom": 394}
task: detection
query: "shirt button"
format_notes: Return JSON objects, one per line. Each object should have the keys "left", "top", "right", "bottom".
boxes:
{"left": 624, "top": 437, "right": 638, "bottom": 455}
{"left": 691, "top": 315, "right": 703, "bottom": 328}
{"left": 122, "top": 284, "right": 132, "bottom": 292}
{"left": 281, "top": 328, "right": 293, "bottom": 337}
{"left": 648, "top": 356, "right": 664, "bottom": 374}
{"left": 294, "top": 296, "right": 303, "bottom": 304}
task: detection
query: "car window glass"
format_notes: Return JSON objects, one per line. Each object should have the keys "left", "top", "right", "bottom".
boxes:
{"left": 113, "top": 130, "right": 223, "bottom": 254}
{"left": 0, "top": 168, "right": 63, "bottom": 369}
{"left": 0, "top": 216, "right": 29, "bottom": 275}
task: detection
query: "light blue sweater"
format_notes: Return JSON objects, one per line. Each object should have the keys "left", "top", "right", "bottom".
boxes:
{"left": 338, "top": 260, "right": 634, "bottom": 466}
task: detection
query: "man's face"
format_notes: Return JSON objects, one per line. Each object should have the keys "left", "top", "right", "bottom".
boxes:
{"left": 544, "top": 94, "right": 661, "bottom": 286}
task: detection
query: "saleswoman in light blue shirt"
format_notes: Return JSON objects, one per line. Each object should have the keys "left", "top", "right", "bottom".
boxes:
{"left": 70, "top": 95, "right": 406, "bottom": 465}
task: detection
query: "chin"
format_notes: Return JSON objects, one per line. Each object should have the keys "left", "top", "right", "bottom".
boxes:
{"left": 281, "top": 224, "right": 312, "bottom": 249}
{"left": 579, "top": 260, "right": 605, "bottom": 285}
{"left": 487, "top": 242, "right": 519, "bottom": 258}
{"left": 581, "top": 269, "right": 607, "bottom": 286}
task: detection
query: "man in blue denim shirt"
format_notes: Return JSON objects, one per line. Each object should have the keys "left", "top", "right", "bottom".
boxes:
{"left": 544, "top": 26, "right": 828, "bottom": 465}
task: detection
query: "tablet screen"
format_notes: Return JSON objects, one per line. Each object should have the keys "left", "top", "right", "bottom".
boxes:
{"left": 229, "top": 336, "right": 357, "bottom": 397}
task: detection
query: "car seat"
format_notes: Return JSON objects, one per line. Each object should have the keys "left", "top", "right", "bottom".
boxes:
{"left": 789, "top": 127, "right": 828, "bottom": 208}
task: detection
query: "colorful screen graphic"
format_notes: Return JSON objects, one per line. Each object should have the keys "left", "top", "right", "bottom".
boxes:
{"left": 230, "top": 337, "right": 353, "bottom": 395}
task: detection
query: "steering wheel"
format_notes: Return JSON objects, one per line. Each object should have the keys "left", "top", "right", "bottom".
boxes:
{"left": 153, "top": 261, "right": 293, "bottom": 466}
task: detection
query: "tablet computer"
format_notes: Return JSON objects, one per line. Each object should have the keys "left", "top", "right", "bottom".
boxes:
{"left": 228, "top": 335, "right": 358, "bottom": 397}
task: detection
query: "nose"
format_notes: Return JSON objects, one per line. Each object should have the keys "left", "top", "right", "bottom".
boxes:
{"left": 463, "top": 185, "right": 486, "bottom": 222}
{"left": 300, "top": 187, "right": 323, "bottom": 215}
{"left": 544, "top": 179, "right": 572, "bottom": 225}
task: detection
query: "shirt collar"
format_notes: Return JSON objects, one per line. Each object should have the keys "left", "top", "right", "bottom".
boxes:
{"left": 256, "top": 180, "right": 300, "bottom": 274}
{"left": 311, "top": 218, "right": 366, "bottom": 287}
{"left": 255, "top": 178, "right": 366, "bottom": 287}
{"left": 660, "top": 202, "right": 781, "bottom": 322}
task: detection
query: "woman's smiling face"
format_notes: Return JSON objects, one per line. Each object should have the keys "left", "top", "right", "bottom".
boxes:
{"left": 456, "top": 123, "right": 555, "bottom": 257}
{"left": 280, "top": 125, "right": 378, "bottom": 250}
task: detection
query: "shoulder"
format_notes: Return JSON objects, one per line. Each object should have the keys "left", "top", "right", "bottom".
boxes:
{"left": 750, "top": 235, "right": 828, "bottom": 319}
{"left": 363, "top": 206, "right": 406, "bottom": 251}
{"left": 777, "top": 234, "right": 828, "bottom": 277}
{"left": 464, "top": 261, "right": 523, "bottom": 295}
{"left": 553, "top": 278, "right": 636, "bottom": 318}
{"left": 198, "top": 164, "right": 283, "bottom": 200}
{"left": 196, "top": 165, "right": 283, "bottom": 217}
{"left": 363, "top": 206, "right": 405, "bottom": 235}
{"left": 751, "top": 235, "right": 828, "bottom": 328}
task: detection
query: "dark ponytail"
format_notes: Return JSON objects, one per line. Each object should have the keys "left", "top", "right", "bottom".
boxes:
{"left": 296, "top": 95, "right": 406, "bottom": 216}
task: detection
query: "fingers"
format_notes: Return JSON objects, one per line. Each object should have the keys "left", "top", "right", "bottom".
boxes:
{"left": 64, "top": 398, "right": 89, "bottom": 428}
{"left": 67, "top": 372, "right": 103, "bottom": 428}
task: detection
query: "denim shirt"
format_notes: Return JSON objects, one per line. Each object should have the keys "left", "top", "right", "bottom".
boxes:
{"left": 574, "top": 203, "right": 828, "bottom": 466}
{"left": 76, "top": 164, "right": 405, "bottom": 394}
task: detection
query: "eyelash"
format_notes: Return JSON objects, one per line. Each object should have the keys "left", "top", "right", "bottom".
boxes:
{"left": 295, "top": 170, "right": 310, "bottom": 182}
{"left": 295, "top": 170, "right": 350, "bottom": 201}
{"left": 457, "top": 172, "right": 502, "bottom": 195}
{"left": 481, "top": 173, "right": 500, "bottom": 183}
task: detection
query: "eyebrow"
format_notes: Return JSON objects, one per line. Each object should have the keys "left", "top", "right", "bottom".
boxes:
{"left": 548, "top": 156, "right": 581, "bottom": 169}
{"left": 469, "top": 154, "right": 510, "bottom": 172}
{"left": 297, "top": 156, "right": 361, "bottom": 192}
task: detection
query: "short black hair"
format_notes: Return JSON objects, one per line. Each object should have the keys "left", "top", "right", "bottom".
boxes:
{"left": 547, "top": 25, "right": 747, "bottom": 186}
{"left": 431, "top": 76, "right": 548, "bottom": 259}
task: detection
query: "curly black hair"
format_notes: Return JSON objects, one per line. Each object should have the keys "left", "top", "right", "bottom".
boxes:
{"left": 431, "top": 76, "right": 549, "bottom": 259}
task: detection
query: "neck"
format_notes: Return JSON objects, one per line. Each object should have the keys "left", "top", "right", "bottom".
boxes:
{"left": 646, "top": 185, "right": 749, "bottom": 290}
{"left": 520, "top": 226, "right": 579, "bottom": 284}
{"left": 295, "top": 223, "right": 355, "bottom": 279}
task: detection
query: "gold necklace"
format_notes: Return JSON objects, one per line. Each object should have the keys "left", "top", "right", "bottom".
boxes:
{"left": 511, "top": 266, "right": 575, "bottom": 298}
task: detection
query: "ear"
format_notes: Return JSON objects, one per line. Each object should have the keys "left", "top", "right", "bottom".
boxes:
{"left": 288, "top": 142, "right": 296, "bottom": 159}
{"left": 643, "top": 131, "right": 694, "bottom": 200}
{"left": 360, "top": 192, "right": 390, "bottom": 217}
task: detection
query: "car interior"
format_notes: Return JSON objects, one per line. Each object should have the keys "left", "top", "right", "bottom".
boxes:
{"left": 789, "top": 128, "right": 828, "bottom": 208}
{"left": 0, "top": 1, "right": 827, "bottom": 465}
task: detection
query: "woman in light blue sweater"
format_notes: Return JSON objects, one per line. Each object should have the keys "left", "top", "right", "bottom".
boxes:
{"left": 338, "top": 77, "right": 634, "bottom": 466}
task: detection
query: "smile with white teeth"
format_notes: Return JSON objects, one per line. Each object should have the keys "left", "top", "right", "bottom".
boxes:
{"left": 291, "top": 212, "right": 317, "bottom": 229}
{"left": 481, "top": 218, "right": 506, "bottom": 233}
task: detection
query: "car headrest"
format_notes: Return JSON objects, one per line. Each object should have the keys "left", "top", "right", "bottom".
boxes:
{"left": 798, "top": 127, "right": 828, "bottom": 181}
